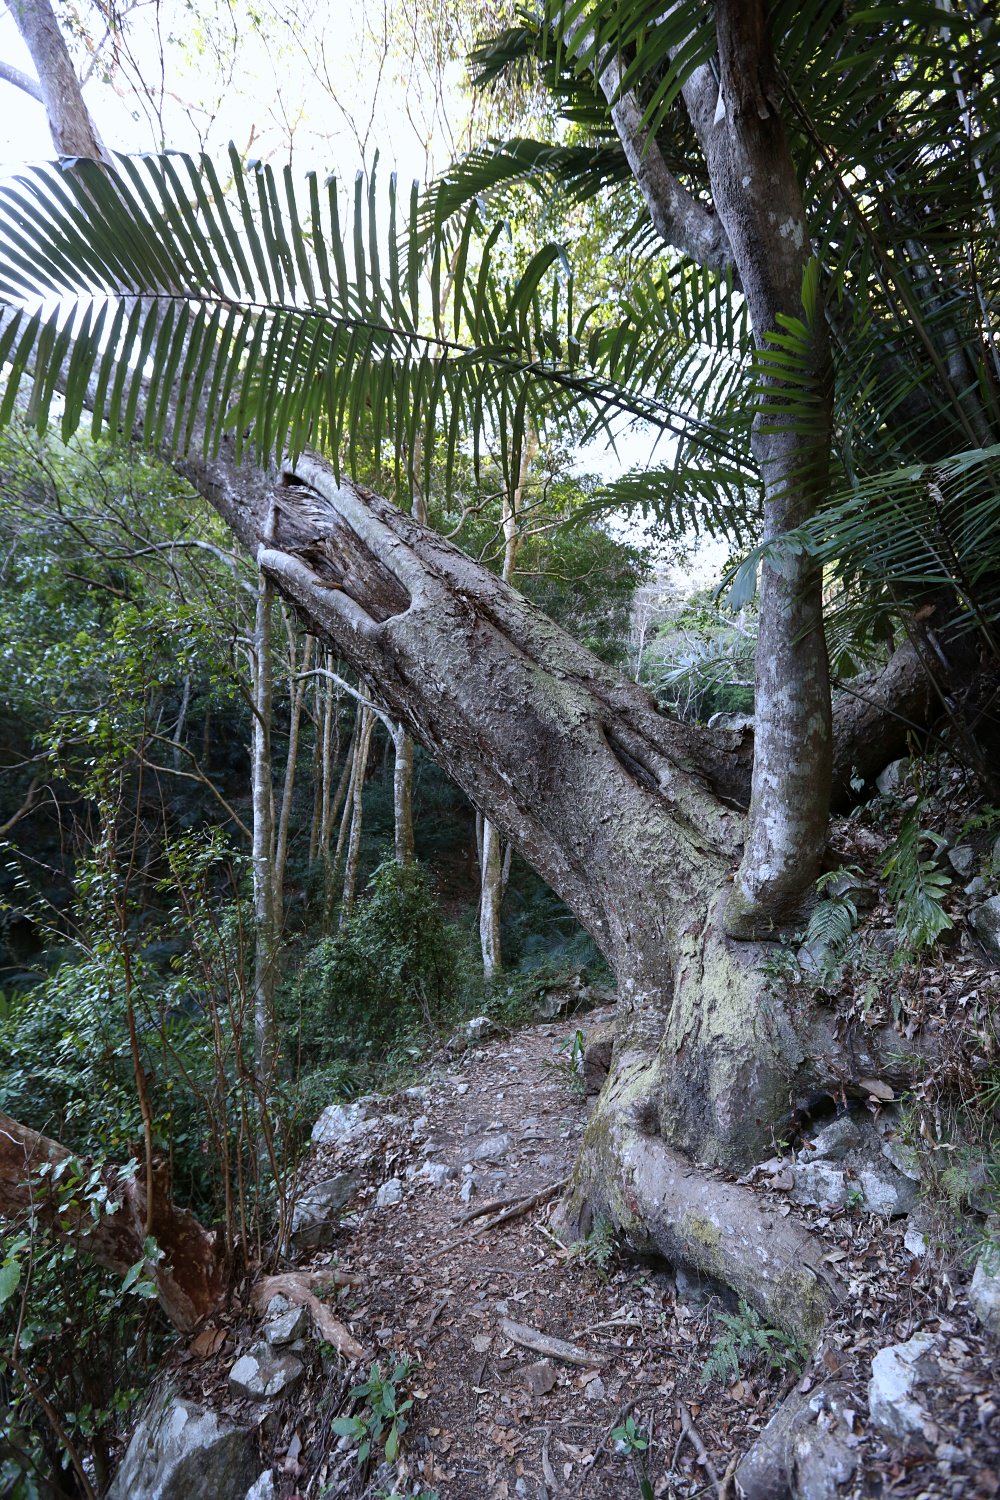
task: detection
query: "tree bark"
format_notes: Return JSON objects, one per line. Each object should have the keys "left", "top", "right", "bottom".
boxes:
{"left": 0, "top": 1112, "right": 227, "bottom": 1332}
{"left": 694, "top": 1, "right": 834, "bottom": 936}
{"left": 250, "top": 564, "right": 277, "bottom": 1082}
{"left": 7, "top": 0, "right": 109, "bottom": 162}
{"left": 392, "top": 722, "right": 415, "bottom": 866}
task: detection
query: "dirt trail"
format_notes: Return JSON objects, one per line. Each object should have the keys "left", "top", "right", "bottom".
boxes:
{"left": 181, "top": 1004, "right": 999, "bottom": 1499}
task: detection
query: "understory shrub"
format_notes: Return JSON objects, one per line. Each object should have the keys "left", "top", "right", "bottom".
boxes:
{"left": 283, "top": 861, "right": 461, "bottom": 1076}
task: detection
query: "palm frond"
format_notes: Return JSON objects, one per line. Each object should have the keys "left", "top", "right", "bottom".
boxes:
{"left": 0, "top": 150, "right": 758, "bottom": 537}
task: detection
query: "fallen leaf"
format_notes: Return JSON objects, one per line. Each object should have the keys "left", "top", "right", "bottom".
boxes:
{"left": 190, "top": 1327, "right": 227, "bottom": 1358}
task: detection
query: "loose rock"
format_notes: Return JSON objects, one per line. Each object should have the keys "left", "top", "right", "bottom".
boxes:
{"left": 868, "top": 1333, "right": 941, "bottom": 1448}
{"left": 108, "top": 1388, "right": 257, "bottom": 1500}
{"left": 522, "top": 1360, "right": 557, "bottom": 1396}
{"left": 263, "top": 1304, "right": 308, "bottom": 1346}
{"left": 471, "top": 1133, "right": 511, "bottom": 1162}
{"left": 376, "top": 1177, "right": 403, "bottom": 1208}
{"left": 290, "top": 1174, "right": 357, "bottom": 1250}
{"left": 970, "top": 895, "right": 1000, "bottom": 963}
{"left": 243, "top": 1474, "right": 276, "bottom": 1500}
{"left": 970, "top": 1237, "right": 1000, "bottom": 1338}
{"left": 229, "top": 1344, "right": 304, "bottom": 1402}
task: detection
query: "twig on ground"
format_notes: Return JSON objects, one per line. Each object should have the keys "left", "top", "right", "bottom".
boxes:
{"left": 426, "top": 1179, "right": 566, "bottom": 1263}
{"left": 678, "top": 1401, "right": 723, "bottom": 1497}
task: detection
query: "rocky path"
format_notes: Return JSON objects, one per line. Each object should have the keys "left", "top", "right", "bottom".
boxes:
{"left": 143, "top": 1002, "right": 1000, "bottom": 1500}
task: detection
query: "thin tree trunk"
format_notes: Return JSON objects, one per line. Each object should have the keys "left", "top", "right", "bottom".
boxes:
{"left": 477, "top": 430, "right": 536, "bottom": 975}
{"left": 392, "top": 722, "right": 415, "bottom": 866}
{"left": 688, "top": 1, "right": 834, "bottom": 936}
{"left": 340, "top": 706, "right": 375, "bottom": 921}
{"left": 250, "top": 565, "right": 277, "bottom": 1083}
{"left": 274, "top": 630, "right": 313, "bottom": 922}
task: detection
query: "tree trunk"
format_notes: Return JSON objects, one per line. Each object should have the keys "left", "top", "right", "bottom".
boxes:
{"left": 250, "top": 565, "right": 277, "bottom": 1082}
{"left": 392, "top": 723, "right": 415, "bottom": 866}
{"left": 274, "top": 627, "right": 313, "bottom": 922}
{"left": 701, "top": 0, "right": 834, "bottom": 937}
{"left": 478, "top": 816, "right": 504, "bottom": 981}
{"left": 0, "top": 1112, "right": 227, "bottom": 1332}
{"left": 340, "top": 704, "right": 375, "bottom": 920}
{"left": 175, "top": 446, "right": 878, "bottom": 1170}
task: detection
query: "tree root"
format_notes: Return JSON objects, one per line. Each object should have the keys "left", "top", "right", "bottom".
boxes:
{"left": 556, "top": 1098, "right": 843, "bottom": 1347}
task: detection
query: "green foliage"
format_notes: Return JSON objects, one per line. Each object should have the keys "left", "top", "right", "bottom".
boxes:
{"left": 799, "top": 867, "right": 861, "bottom": 985}
{"left": 331, "top": 1358, "right": 417, "bottom": 1469}
{"left": 881, "top": 806, "right": 954, "bottom": 953}
{"left": 0, "top": 151, "right": 754, "bottom": 538}
{"left": 284, "top": 861, "right": 461, "bottom": 1077}
{"left": 700, "top": 1300, "right": 805, "bottom": 1388}
{"left": 611, "top": 1415, "right": 654, "bottom": 1500}
{"left": 1, "top": 1158, "right": 161, "bottom": 1495}
{"left": 545, "top": 1027, "right": 586, "bottom": 1099}
{"left": 570, "top": 1215, "right": 617, "bottom": 1280}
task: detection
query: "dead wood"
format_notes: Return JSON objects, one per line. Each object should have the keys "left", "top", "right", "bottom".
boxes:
{"left": 426, "top": 1179, "right": 566, "bottom": 1263}
{"left": 499, "top": 1318, "right": 601, "bottom": 1369}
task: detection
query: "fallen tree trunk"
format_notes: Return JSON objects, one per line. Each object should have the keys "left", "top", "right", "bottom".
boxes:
{"left": 0, "top": 1112, "right": 227, "bottom": 1332}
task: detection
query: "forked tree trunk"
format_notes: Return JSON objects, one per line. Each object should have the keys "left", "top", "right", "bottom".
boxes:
{"left": 177, "top": 446, "right": 897, "bottom": 1174}
{"left": 0, "top": 1112, "right": 226, "bottom": 1332}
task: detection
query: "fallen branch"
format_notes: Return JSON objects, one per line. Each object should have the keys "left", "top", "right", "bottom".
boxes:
{"left": 251, "top": 1271, "right": 367, "bottom": 1361}
{"left": 499, "top": 1318, "right": 600, "bottom": 1369}
{"left": 427, "top": 1179, "right": 565, "bottom": 1263}
{"left": 678, "top": 1402, "right": 722, "bottom": 1498}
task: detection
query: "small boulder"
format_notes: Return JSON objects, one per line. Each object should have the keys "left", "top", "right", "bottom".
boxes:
{"left": 868, "top": 1333, "right": 941, "bottom": 1448}
{"left": 857, "top": 1166, "right": 919, "bottom": 1216}
{"left": 970, "top": 1237, "right": 1000, "bottom": 1338}
{"left": 108, "top": 1389, "right": 257, "bottom": 1500}
{"left": 970, "top": 895, "right": 1000, "bottom": 963}
{"left": 376, "top": 1177, "right": 403, "bottom": 1208}
{"left": 798, "top": 1114, "right": 862, "bottom": 1162}
{"left": 707, "top": 711, "right": 754, "bottom": 732}
{"left": 947, "top": 844, "right": 975, "bottom": 877}
{"left": 790, "top": 1161, "right": 849, "bottom": 1209}
{"left": 447, "top": 1015, "right": 500, "bottom": 1052}
{"left": 472, "top": 1133, "right": 512, "bottom": 1163}
{"left": 263, "top": 1304, "right": 308, "bottom": 1346}
{"left": 229, "top": 1344, "right": 304, "bottom": 1402}
{"left": 522, "top": 1360, "right": 556, "bottom": 1396}
{"left": 244, "top": 1474, "right": 276, "bottom": 1500}
{"left": 736, "top": 1382, "right": 858, "bottom": 1500}
{"left": 418, "top": 1161, "right": 456, "bottom": 1187}
{"left": 290, "top": 1174, "right": 357, "bottom": 1249}
{"left": 876, "top": 758, "right": 910, "bottom": 796}
{"left": 311, "top": 1100, "right": 368, "bottom": 1145}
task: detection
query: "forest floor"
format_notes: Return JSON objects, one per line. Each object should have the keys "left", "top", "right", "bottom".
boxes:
{"left": 168, "top": 990, "right": 1000, "bottom": 1500}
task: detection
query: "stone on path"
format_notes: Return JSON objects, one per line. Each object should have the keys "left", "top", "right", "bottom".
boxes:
{"left": 970, "top": 1237, "right": 1000, "bottom": 1338}
{"left": 521, "top": 1360, "right": 557, "bottom": 1396}
{"left": 229, "top": 1344, "right": 304, "bottom": 1401}
{"left": 471, "top": 1133, "right": 512, "bottom": 1162}
{"left": 290, "top": 1174, "right": 357, "bottom": 1249}
{"left": 376, "top": 1177, "right": 403, "bottom": 1208}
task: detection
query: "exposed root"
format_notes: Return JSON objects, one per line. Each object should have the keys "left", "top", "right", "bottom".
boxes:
{"left": 557, "top": 1097, "right": 843, "bottom": 1346}
{"left": 251, "top": 1270, "right": 367, "bottom": 1361}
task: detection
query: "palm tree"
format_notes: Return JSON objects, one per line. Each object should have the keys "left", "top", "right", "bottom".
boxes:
{"left": 0, "top": 0, "right": 996, "bottom": 1345}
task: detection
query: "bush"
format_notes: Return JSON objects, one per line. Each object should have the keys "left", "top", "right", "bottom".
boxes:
{"left": 283, "top": 861, "right": 461, "bottom": 1074}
